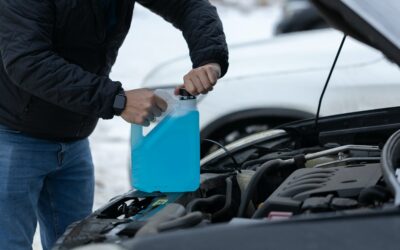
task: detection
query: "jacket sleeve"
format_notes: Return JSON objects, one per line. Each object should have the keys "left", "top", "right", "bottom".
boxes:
{"left": 0, "top": 0, "right": 122, "bottom": 119}
{"left": 137, "top": 0, "right": 229, "bottom": 77}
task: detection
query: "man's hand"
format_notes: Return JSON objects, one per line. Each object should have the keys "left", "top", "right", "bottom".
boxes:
{"left": 121, "top": 89, "right": 168, "bottom": 126}
{"left": 175, "top": 63, "right": 221, "bottom": 96}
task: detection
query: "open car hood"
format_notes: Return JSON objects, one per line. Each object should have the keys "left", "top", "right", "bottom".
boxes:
{"left": 311, "top": 0, "right": 400, "bottom": 66}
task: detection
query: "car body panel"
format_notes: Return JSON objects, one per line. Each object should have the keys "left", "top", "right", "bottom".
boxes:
{"left": 126, "top": 210, "right": 400, "bottom": 250}
{"left": 142, "top": 29, "right": 400, "bottom": 133}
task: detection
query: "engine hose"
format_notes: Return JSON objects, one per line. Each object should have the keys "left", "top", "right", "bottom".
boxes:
{"left": 381, "top": 129, "right": 400, "bottom": 206}
{"left": 157, "top": 212, "right": 203, "bottom": 232}
{"left": 186, "top": 195, "right": 226, "bottom": 214}
{"left": 202, "top": 139, "right": 241, "bottom": 172}
{"left": 241, "top": 159, "right": 264, "bottom": 169}
{"left": 358, "top": 186, "right": 391, "bottom": 205}
{"left": 241, "top": 158, "right": 282, "bottom": 170}
{"left": 237, "top": 159, "right": 288, "bottom": 217}
{"left": 252, "top": 202, "right": 273, "bottom": 219}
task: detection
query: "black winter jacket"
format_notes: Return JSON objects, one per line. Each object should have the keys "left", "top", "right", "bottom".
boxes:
{"left": 0, "top": 0, "right": 229, "bottom": 141}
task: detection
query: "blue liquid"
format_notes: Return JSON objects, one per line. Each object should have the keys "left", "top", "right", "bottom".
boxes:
{"left": 131, "top": 110, "right": 200, "bottom": 193}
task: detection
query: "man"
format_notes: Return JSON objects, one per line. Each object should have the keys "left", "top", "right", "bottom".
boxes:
{"left": 0, "top": 0, "right": 229, "bottom": 249}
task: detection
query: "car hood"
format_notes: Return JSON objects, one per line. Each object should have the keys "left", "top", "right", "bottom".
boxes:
{"left": 312, "top": 0, "right": 400, "bottom": 66}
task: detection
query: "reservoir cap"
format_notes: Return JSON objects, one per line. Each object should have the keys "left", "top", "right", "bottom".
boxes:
{"left": 179, "top": 88, "right": 196, "bottom": 100}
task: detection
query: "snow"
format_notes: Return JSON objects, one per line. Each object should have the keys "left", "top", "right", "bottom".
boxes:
{"left": 33, "top": 4, "right": 279, "bottom": 249}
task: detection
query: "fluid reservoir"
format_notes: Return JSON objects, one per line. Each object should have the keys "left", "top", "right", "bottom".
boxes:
{"left": 131, "top": 89, "right": 200, "bottom": 192}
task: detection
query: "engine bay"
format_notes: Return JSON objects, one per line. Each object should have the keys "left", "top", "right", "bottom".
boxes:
{"left": 54, "top": 116, "right": 400, "bottom": 250}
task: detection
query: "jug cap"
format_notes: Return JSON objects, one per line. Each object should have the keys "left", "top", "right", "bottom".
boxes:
{"left": 179, "top": 88, "right": 196, "bottom": 100}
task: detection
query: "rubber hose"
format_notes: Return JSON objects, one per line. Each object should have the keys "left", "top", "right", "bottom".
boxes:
{"left": 237, "top": 159, "right": 285, "bottom": 217}
{"left": 381, "top": 129, "right": 400, "bottom": 206}
{"left": 252, "top": 202, "right": 273, "bottom": 219}
{"left": 157, "top": 212, "right": 203, "bottom": 232}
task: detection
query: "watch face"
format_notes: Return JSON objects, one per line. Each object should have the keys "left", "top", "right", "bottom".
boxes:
{"left": 115, "top": 95, "right": 126, "bottom": 109}
{"left": 113, "top": 94, "right": 126, "bottom": 115}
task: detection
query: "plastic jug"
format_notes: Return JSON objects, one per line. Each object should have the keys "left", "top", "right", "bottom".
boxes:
{"left": 131, "top": 89, "right": 200, "bottom": 193}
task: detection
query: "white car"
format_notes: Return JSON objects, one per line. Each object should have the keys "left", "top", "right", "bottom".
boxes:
{"left": 142, "top": 29, "right": 400, "bottom": 154}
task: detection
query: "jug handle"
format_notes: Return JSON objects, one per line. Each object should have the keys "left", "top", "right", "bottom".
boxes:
{"left": 131, "top": 124, "right": 144, "bottom": 149}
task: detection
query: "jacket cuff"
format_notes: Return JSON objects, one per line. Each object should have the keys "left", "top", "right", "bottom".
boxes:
{"left": 100, "top": 81, "right": 124, "bottom": 120}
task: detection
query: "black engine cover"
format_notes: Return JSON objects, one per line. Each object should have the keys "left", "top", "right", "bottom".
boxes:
{"left": 265, "top": 163, "right": 382, "bottom": 213}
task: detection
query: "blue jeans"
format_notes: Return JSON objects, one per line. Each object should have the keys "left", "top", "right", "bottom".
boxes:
{"left": 0, "top": 125, "right": 94, "bottom": 250}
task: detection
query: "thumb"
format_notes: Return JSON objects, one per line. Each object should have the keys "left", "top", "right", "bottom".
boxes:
{"left": 174, "top": 85, "right": 184, "bottom": 95}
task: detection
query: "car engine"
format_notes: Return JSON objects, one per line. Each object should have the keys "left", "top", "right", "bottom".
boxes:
{"left": 54, "top": 126, "right": 400, "bottom": 250}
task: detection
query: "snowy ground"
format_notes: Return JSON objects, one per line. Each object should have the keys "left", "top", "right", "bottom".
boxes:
{"left": 33, "top": 3, "right": 279, "bottom": 249}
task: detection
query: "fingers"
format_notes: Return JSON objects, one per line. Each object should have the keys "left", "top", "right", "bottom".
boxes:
{"left": 183, "top": 71, "right": 207, "bottom": 95}
{"left": 180, "top": 63, "right": 221, "bottom": 96}
{"left": 146, "top": 111, "right": 155, "bottom": 123}
{"left": 142, "top": 119, "right": 150, "bottom": 127}
{"left": 175, "top": 85, "right": 184, "bottom": 95}
{"left": 123, "top": 109, "right": 151, "bottom": 127}
{"left": 197, "top": 70, "right": 212, "bottom": 94}
{"left": 154, "top": 95, "right": 168, "bottom": 113}
{"left": 205, "top": 65, "right": 219, "bottom": 86}
{"left": 192, "top": 75, "right": 206, "bottom": 95}
{"left": 151, "top": 105, "right": 162, "bottom": 118}
{"left": 121, "top": 89, "right": 168, "bottom": 126}
{"left": 182, "top": 77, "right": 196, "bottom": 95}
{"left": 142, "top": 94, "right": 166, "bottom": 125}
{"left": 137, "top": 110, "right": 152, "bottom": 127}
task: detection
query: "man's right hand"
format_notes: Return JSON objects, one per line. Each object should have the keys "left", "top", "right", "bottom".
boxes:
{"left": 121, "top": 89, "right": 168, "bottom": 126}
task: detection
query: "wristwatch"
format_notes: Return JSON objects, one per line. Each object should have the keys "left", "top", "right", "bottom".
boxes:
{"left": 113, "top": 90, "right": 127, "bottom": 116}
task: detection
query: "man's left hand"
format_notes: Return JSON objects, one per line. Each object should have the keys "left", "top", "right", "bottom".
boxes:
{"left": 175, "top": 63, "right": 221, "bottom": 96}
